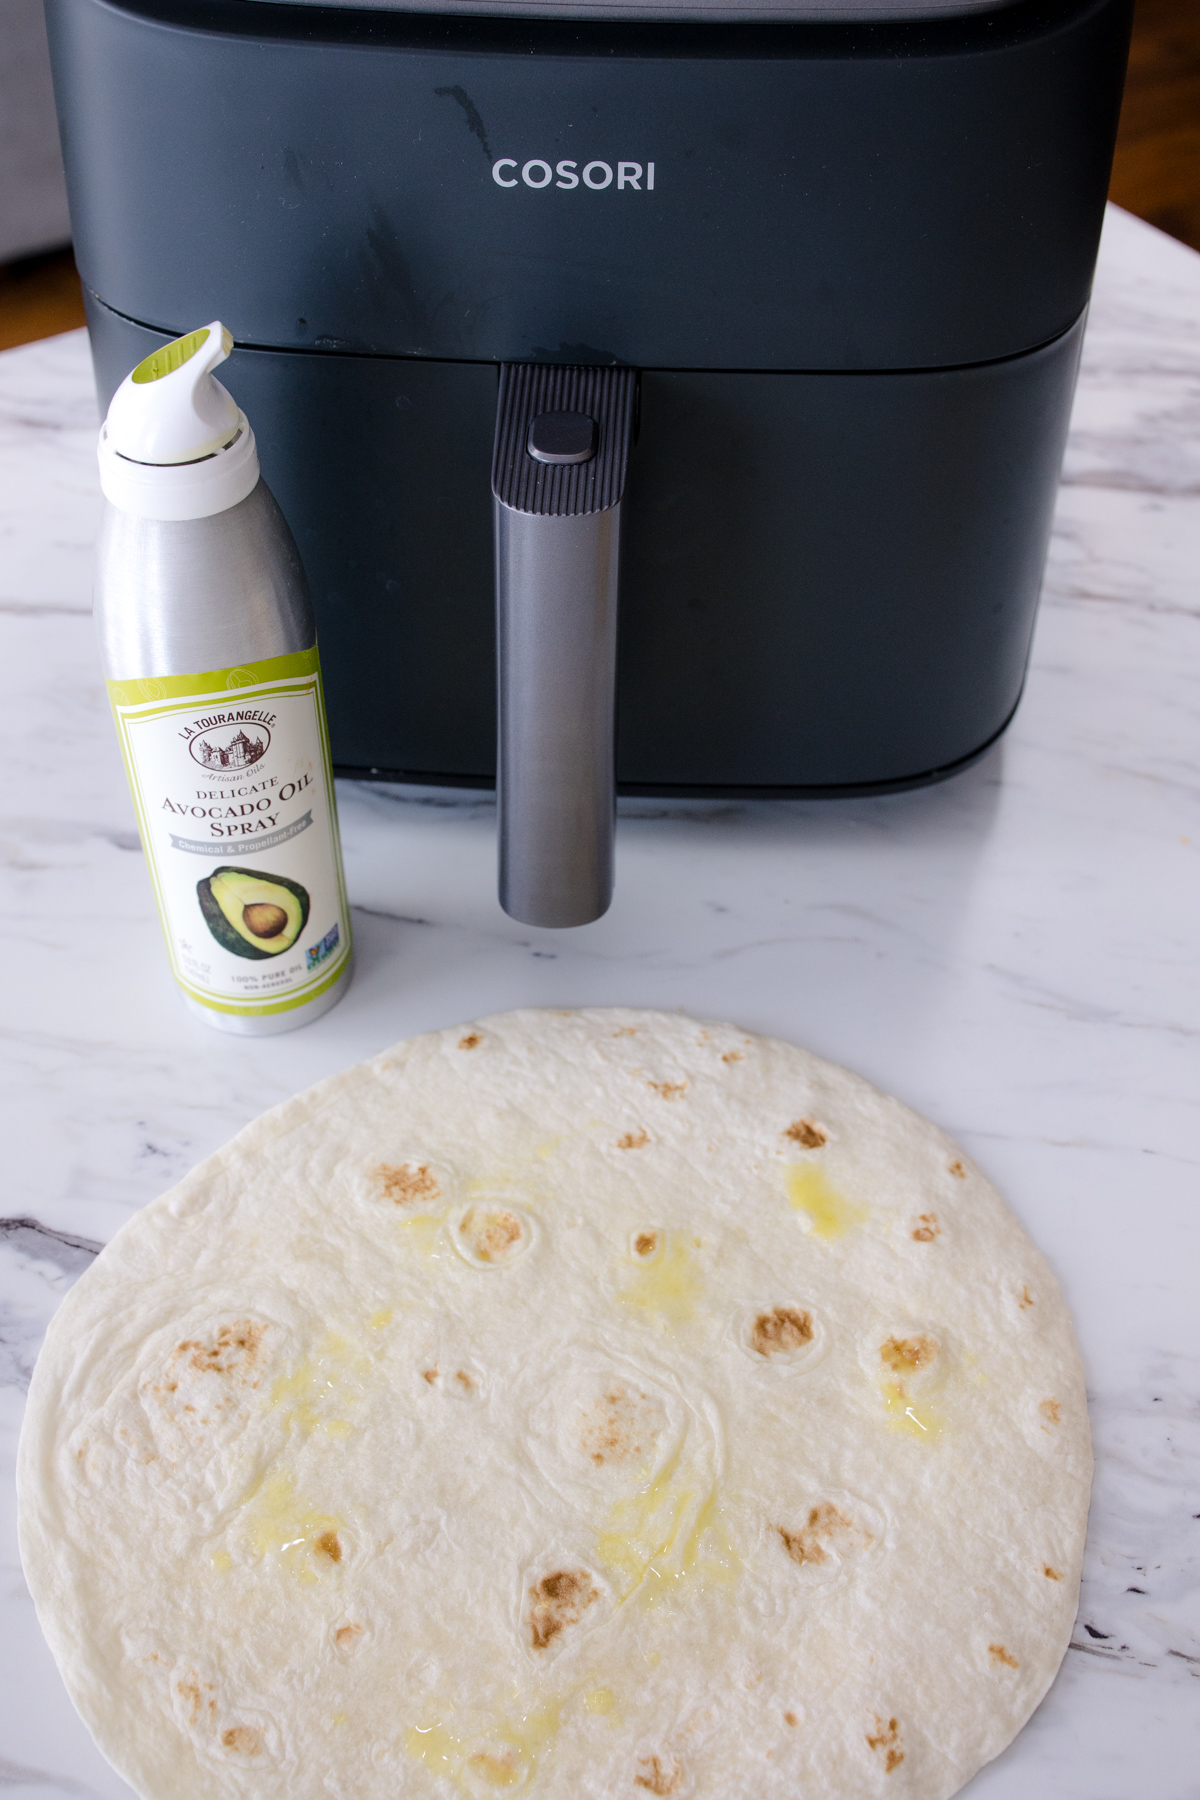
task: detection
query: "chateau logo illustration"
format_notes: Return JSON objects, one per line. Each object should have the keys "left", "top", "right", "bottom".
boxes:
{"left": 188, "top": 720, "right": 272, "bottom": 771}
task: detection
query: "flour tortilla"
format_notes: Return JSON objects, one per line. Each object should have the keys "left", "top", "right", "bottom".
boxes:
{"left": 18, "top": 1008, "right": 1091, "bottom": 1800}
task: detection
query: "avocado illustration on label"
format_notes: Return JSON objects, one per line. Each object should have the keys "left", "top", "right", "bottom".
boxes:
{"left": 197, "top": 865, "right": 311, "bottom": 960}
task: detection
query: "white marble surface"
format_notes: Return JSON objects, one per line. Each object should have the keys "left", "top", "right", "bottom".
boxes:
{"left": 1, "top": 203, "right": 1197, "bottom": 1798}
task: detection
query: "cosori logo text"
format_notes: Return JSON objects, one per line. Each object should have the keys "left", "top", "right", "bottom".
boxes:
{"left": 492, "top": 158, "right": 655, "bottom": 191}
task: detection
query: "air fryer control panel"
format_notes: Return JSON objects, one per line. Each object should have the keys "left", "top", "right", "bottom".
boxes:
{"left": 49, "top": 0, "right": 1129, "bottom": 371}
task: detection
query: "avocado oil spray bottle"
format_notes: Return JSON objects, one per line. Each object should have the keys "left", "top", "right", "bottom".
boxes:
{"left": 95, "top": 323, "right": 353, "bottom": 1033}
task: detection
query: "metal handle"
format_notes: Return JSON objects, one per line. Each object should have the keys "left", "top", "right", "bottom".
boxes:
{"left": 492, "top": 366, "right": 637, "bottom": 928}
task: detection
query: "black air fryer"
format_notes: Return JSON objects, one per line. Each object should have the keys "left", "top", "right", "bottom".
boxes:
{"left": 46, "top": 0, "right": 1131, "bottom": 922}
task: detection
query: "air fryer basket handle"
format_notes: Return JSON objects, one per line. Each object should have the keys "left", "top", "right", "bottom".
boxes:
{"left": 492, "top": 365, "right": 637, "bottom": 928}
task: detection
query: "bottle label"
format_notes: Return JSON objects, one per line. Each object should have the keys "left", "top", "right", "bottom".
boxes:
{"left": 107, "top": 648, "right": 352, "bottom": 1018}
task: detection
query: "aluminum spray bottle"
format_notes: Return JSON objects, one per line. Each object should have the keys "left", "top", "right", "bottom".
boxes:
{"left": 95, "top": 322, "right": 353, "bottom": 1034}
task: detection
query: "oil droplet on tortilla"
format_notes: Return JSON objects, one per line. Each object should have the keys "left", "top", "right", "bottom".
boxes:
{"left": 210, "top": 1550, "right": 232, "bottom": 1573}
{"left": 617, "top": 1232, "right": 704, "bottom": 1327}
{"left": 330, "top": 1713, "right": 347, "bottom": 1728}
{"left": 883, "top": 1381, "right": 943, "bottom": 1440}
{"left": 597, "top": 1443, "right": 690, "bottom": 1587}
{"left": 598, "top": 1446, "right": 738, "bottom": 1603}
{"left": 501, "top": 1699, "right": 564, "bottom": 1761}
{"left": 271, "top": 1333, "right": 370, "bottom": 1438}
{"left": 585, "top": 1688, "right": 616, "bottom": 1716}
{"left": 406, "top": 1701, "right": 563, "bottom": 1792}
{"left": 785, "top": 1164, "right": 868, "bottom": 1239}
{"left": 678, "top": 1488, "right": 740, "bottom": 1587}
{"left": 242, "top": 1471, "right": 344, "bottom": 1576}
{"left": 406, "top": 1723, "right": 466, "bottom": 1780}
{"left": 369, "top": 1309, "right": 393, "bottom": 1330}
{"left": 472, "top": 1757, "right": 520, "bottom": 1789}
{"left": 397, "top": 1215, "right": 446, "bottom": 1257}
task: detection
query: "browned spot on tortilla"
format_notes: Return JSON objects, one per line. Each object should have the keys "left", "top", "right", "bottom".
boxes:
{"left": 528, "top": 1569, "right": 599, "bottom": 1649}
{"left": 613, "top": 1026, "right": 639, "bottom": 1037}
{"left": 454, "top": 1369, "right": 475, "bottom": 1393}
{"left": 618, "top": 1129, "right": 650, "bottom": 1150}
{"left": 334, "top": 1623, "right": 363, "bottom": 1648}
{"left": 777, "top": 1521, "right": 828, "bottom": 1567}
{"left": 458, "top": 1032, "right": 481, "bottom": 1049}
{"left": 783, "top": 1118, "right": 826, "bottom": 1148}
{"left": 1019, "top": 1285, "right": 1034, "bottom": 1308}
{"left": 579, "top": 1384, "right": 656, "bottom": 1466}
{"left": 866, "top": 1717, "right": 903, "bottom": 1773}
{"left": 880, "top": 1334, "right": 938, "bottom": 1387}
{"left": 648, "top": 1079, "right": 687, "bottom": 1100}
{"left": 722, "top": 1050, "right": 744, "bottom": 1063}
{"left": 752, "top": 1307, "right": 814, "bottom": 1356}
{"left": 315, "top": 1531, "right": 341, "bottom": 1563}
{"left": 634, "top": 1231, "right": 659, "bottom": 1258}
{"left": 778, "top": 1502, "right": 872, "bottom": 1567}
{"left": 422, "top": 1368, "right": 439, "bottom": 1385}
{"left": 374, "top": 1162, "right": 439, "bottom": 1206}
{"left": 949, "top": 1159, "right": 966, "bottom": 1178}
{"left": 634, "top": 1754, "right": 682, "bottom": 1795}
{"left": 176, "top": 1675, "right": 216, "bottom": 1727}
{"left": 1043, "top": 1565, "right": 1063, "bottom": 1581}
{"left": 989, "top": 1643, "right": 1019, "bottom": 1669}
{"left": 460, "top": 1207, "right": 524, "bottom": 1263}
{"left": 912, "top": 1213, "right": 940, "bottom": 1242}
{"left": 176, "top": 1321, "right": 265, "bottom": 1378}
{"left": 221, "top": 1726, "right": 263, "bottom": 1756}
{"left": 468, "top": 1751, "right": 518, "bottom": 1785}
{"left": 783, "top": 1712, "right": 798, "bottom": 1727}
{"left": 1040, "top": 1398, "right": 1062, "bottom": 1426}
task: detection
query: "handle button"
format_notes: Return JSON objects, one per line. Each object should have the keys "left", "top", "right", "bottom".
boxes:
{"left": 527, "top": 411, "right": 598, "bottom": 465}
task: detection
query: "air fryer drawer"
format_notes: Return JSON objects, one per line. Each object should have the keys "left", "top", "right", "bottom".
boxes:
{"left": 86, "top": 298, "right": 1083, "bottom": 794}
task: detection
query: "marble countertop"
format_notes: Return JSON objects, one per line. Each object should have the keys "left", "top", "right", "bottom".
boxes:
{"left": 1, "top": 204, "right": 1197, "bottom": 1799}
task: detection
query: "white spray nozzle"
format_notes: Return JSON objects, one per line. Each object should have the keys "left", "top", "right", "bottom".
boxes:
{"left": 99, "top": 321, "right": 260, "bottom": 520}
{"left": 104, "top": 321, "right": 242, "bottom": 465}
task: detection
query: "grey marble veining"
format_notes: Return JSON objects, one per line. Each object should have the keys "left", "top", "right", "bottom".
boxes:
{"left": 0, "top": 206, "right": 1197, "bottom": 1798}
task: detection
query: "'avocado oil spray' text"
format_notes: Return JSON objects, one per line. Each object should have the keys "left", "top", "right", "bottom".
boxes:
{"left": 94, "top": 323, "right": 352, "bottom": 1033}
